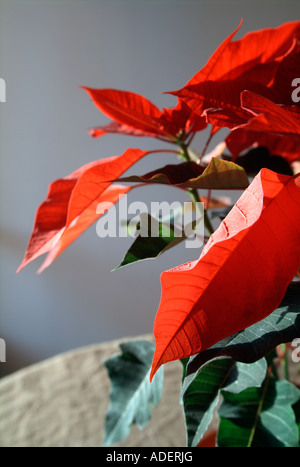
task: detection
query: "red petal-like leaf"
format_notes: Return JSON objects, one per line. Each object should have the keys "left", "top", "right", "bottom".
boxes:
{"left": 182, "top": 20, "right": 300, "bottom": 87}
{"left": 240, "top": 91, "right": 300, "bottom": 133}
{"left": 18, "top": 149, "right": 148, "bottom": 272}
{"left": 160, "top": 99, "right": 207, "bottom": 135}
{"left": 16, "top": 159, "right": 103, "bottom": 272}
{"left": 171, "top": 21, "right": 300, "bottom": 121}
{"left": 226, "top": 128, "right": 300, "bottom": 163}
{"left": 174, "top": 79, "right": 279, "bottom": 129}
{"left": 271, "top": 41, "right": 300, "bottom": 106}
{"left": 81, "top": 87, "right": 174, "bottom": 139}
{"left": 226, "top": 91, "right": 300, "bottom": 162}
{"left": 86, "top": 93, "right": 207, "bottom": 141}
{"left": 88, "top": 121, "right": 160, "bottom": 139}
{"left": 38, "top": 184, "right": 131, "bottom": 273}
{"left": 65, "top": 149, "right": 148, "bottom": 227}
{"left": 183, "top": 20, "right": 243, "bottom": 87}
{"left": 150, "top": 169, "right": 300, "bottom": 380}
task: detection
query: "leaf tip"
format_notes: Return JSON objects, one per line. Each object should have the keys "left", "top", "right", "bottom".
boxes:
{"left": 15, "top": 264, "right": 23, "bottom": 274}
{"left": 79, "top": 85, "right": 93, "bottom": 98}
{"left": 150, "top": 351, "right": 163, "bottom": 382}
{"left": 16, "top": 256, "right": 29, "bottom": 274}
{"left": 149, "top": 363, "right": 157, "bottom": 383}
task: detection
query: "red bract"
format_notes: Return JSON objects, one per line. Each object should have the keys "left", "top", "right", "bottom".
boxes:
{"left": 150, "top": 169, "right": 300, "bottom": 380}
{"left": 226, "top": 91, "right": 300, "bottom": 163}
{"left": 186, "top": 20, "right": 300, "bottom": 84}
{"left": 17, "top": 148, "right": 148, "bottom": 272}
{"left": 37, "top": 184, "right": 131, "bottom": 273}
{"left": 82, "top": 87, "right": 206, "bottom": 142}
{"left": 270, "top": 41, "right": 300, "bottom": 105}
{"left": 171, "top": 20, "right": 300, "bottom": 129}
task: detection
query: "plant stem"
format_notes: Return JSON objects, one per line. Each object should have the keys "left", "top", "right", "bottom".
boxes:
{"left": 178, "top": 141, "right": 190, "bottom": 162}
{"left": 247, "top": 368, "right": 271, "bottom": 447}
{"left": 203, "top": 210, "right": 214, "bottom": 236}
{"left": 179, "top": 141, "right": 214, "bottom": 236}
{"left": 199, "top": 131, "right": 213, "bottom": 162}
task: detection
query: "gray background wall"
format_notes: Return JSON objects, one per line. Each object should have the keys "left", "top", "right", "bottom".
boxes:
{"left": 1, "top": 0, "right": 299, "bottom": 377}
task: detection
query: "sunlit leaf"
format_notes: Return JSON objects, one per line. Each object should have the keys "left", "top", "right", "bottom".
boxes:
{"left": 171, "top": 20, "right": 300, "bottom": 120}
{"left": 150, "top": 169, "right": 300, "bottom": 380}
{"left": 18, "top": 149, "right": 148, "bottom": 272}
{"left": 185, "top": 281, "right": 300, "bottom": 376}
{"left": 226, "top": 91, "right": 300, "bottom": 163}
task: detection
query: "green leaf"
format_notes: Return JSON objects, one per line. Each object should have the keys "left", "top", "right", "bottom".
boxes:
{"left": 114, "top": 213, "right": 185, "bottom": 269}
{"left": 218, "top": 378, "right": 300, "bottom": 447}
{"left": 224, "top": 359, "right": 268, "bottom": 394}
{"left": 185, "top": 281, "right": 300, "bottom": 377}
{"left": 114, "top": 209, "right": 202, "bottom": 269}
{"left": 293, "top": 398, "right": 300, "bottom": 442}
{"left": 115, "top": 157, "right": 249, "bottom": 190}
{"left": 103, "top": 339, "right": 164, "bottom": 446}
{"left": 181, "top": 357, "right": 267, "bottom": 447}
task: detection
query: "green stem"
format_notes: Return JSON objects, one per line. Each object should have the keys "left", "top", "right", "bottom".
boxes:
{"left": 247, "top": 368, "right": 271, "bottom": 447}
{"left": 179, "top": 141, "right": 214, "bottom": 237}
{"left": 203, "top": 210, "right": 214, "bottom": 236}
{"left": 178, "top": 142, "right": 190, "bottom": 162}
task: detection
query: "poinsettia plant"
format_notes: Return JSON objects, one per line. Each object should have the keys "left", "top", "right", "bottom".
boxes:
{"left": 18, "top": 19, "right": 300, "bottom": 447}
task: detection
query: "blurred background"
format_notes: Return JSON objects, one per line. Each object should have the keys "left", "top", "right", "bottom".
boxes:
{"left": 1, "top": 0, "right": 299, "bottom": 377}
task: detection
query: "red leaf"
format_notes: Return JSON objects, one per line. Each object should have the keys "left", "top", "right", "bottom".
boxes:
{"left": 18, "top": 148, "right": 148, "bottom": 272}
{"left": 240, "top": 91, "right": 300, "bottom": 133}
{"left": 171, "top": 20, "right": 300, "bottom": 122}
{"left": 271, "top": 41, "right": 300, "bottom": 106}
{"left": 160, "top": 99, "right": 207, "bottom": 135}
{"left": 183, "top": 20, "right": 243, "bottom": 87}
{"left": 226, "top": 91, "right": 300, "bottom": 162}
{"left": 81, "top": 87, "right": 175, "bottom": 139}
{"left": 89, "top": 121, "right": 160, "bottom": 139}
{"left": 183, "top": 20, "right": 300, "bottom": 87}
{"left": 150, "top": 169, "right": 300, "bottom": 380}
{"left": 65, "top": 149, "right": 148, "bottom": 227}
{"left": 175, "top": 79, "right": 279, "bottom": 129}
{"left": 16, "top": 159, "right": 102, "bottom": 272}
{"left": 227, "top": 129, "right": 300, "bottom": 163}
{"left": 37, "top": 184, "right": 131, "bottom": 273}
{"left": 84, "top": 88, "right": 207, "bottom": 140}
